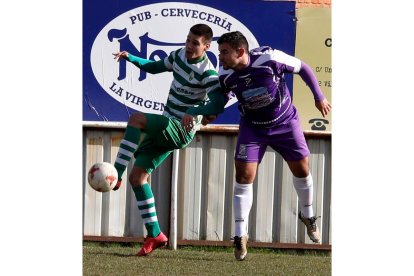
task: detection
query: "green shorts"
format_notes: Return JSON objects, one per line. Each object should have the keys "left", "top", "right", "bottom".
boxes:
{"left": 133, "top": 113, "right": 195, "bottom": 174}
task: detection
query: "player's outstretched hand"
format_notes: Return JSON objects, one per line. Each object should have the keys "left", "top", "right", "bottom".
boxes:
{"left": 113, "top": 51, "right": 129, "bottom": 62}
{"left": 315, "top": 98, "right": 332, "bottom": 118}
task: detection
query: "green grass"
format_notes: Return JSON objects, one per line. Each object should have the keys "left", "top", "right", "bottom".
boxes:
{"left": 83, "top": 242, "right": 331, "bottom": 275}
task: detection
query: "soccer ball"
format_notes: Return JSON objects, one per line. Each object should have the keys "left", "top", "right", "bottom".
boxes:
{"left": 87, "top": 162, "right": 118, "bottom": 192}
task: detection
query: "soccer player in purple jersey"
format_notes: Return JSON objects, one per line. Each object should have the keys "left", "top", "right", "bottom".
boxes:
{"left": 217, "top": 31, "right": 331, "bottom": 261}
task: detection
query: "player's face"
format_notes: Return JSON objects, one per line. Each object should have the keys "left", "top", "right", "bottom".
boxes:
{"left": 218, "top": 43, "right": 241, "bottom": 70}
{"left": 185, "top": 32, "right": 210, "bottom": 61}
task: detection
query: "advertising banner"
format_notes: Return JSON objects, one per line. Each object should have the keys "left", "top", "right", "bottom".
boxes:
{"left": 293, "top": 7, "right": 332, "bottom": 132}
{"left": 83, "top": 0, "right": 296, "bottom": 124}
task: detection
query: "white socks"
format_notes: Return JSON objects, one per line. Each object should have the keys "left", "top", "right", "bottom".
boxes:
{"left": 233, "top": 182, "right": 253, "bottom": 237}
{"left": 292, "top": 174, "right": 314, "bottom": 218}
{"left": 233, "top": 174, "right": 314, "bottom": 237}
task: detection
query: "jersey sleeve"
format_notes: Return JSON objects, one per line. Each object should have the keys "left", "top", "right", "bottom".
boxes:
{"left": 270, "top": 49, "right": 302, "bottom": 74}
{"left": 186, "top": 89, "right": 225, "bottom": 116}
{"left": 163, "top": 49, "right": 179, "bottom": 71}
{"left": 128, "top": 54, "right": 168, "bottom": 74}
{"left": 298, "top": 61, "right": 325, "bottom": 101}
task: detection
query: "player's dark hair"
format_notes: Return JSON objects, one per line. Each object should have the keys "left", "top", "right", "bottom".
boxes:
{"left": 190, "top": 24, "right": 213, "bottom": 43}
{"left": 217, "top": 31, "right": 249, "bottom": 52}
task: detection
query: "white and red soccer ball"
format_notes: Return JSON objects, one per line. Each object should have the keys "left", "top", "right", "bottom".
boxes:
{"left": 87, "top": 162, "right": 118, "bottom": 192}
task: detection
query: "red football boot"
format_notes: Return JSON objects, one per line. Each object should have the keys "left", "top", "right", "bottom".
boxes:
{"left": 137, "top": 232, "right": 168, "bottom": 256}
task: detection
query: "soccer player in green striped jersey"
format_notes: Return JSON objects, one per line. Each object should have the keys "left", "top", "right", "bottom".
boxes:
{"left": 112, "top": 24, "right": 224, "bottom": 256}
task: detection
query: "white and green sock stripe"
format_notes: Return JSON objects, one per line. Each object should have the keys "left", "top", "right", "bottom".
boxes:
{"left": 138, "top": 197, "right": 158, "bottom": 224}
{"left": 133, "top": 184, "right": 161, "bottom": 237}
{"left": 114, "top": 126, "right": 141, "bottom": 180}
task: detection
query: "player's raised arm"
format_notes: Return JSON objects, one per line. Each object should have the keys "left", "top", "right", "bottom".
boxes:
{"left": 298, "top": 61, "right": 331, "bottom": 117}
{"left": 182, "top": 90, "right": 226, "bottom": 131}
{"left": 185, "top": 90, "right": 225, "bottom": 117}
{"left": 112, "top": 51, "right": 168, "bottom": 74}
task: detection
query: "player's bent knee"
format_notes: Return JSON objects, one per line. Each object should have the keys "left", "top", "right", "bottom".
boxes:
{"left": 290, "top": 166, "right": 309, "bottom": 178}
{"left": 128, "top": 169, "right": 149, "bottom": 187}
{"left": 287, "top": 158, "right": 309, "bottom": 178}
{"left": 235, "top": 173, "right": 255, "bottom": 184}
{"left": 128, "top": 113, "right": 146, "bottom": 129}
{"left": 235, "top": 162, "right": 257, "bottom": 183}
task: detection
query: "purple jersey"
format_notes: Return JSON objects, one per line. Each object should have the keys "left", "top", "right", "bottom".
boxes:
{"left": 219, "top": 46, "right": 302, "bottom": 127}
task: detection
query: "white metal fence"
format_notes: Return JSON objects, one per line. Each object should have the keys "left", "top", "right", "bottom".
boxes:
{"left": 83, "top": 124, "right": 331, "bottom": 245}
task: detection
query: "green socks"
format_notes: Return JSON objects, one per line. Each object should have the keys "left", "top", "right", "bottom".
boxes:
{"left": 132, "top": 183, "right": 161, "bottom": 237}
{"left": 114, "top": 125, "right": 141, "bottom": 180}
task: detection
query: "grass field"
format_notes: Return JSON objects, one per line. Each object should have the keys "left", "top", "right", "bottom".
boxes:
{"left": 83, "top": 242, "right": 331, "bottom": 275}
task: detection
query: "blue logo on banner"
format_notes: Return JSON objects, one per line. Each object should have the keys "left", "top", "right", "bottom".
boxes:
{"left": 108, "top": 29, "right": 218, "bottom": 81}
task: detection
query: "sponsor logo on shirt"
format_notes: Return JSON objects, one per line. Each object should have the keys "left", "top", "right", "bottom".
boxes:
{"left": 189, "top": 71, "right": 195, "bottom": 81}
{"left": 241, "top": 87, "right": 274, "bottom": 109}
{"left": 244, "top": 77, "right": 253, "bottom": 87}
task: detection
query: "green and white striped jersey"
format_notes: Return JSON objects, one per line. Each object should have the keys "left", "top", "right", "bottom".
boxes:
{"left": 163, "top": 48, "right": 221, "bottom": 130}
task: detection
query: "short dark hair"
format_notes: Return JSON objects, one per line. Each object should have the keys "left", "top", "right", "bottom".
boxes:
{"left": 217, "top": 31, "right": 249, "bottom": 52}
{"left": 190, "top": 24, "right": 213, "bottom": 43}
